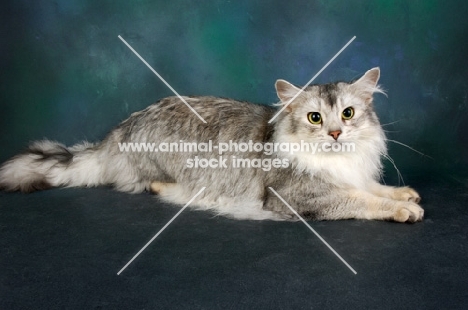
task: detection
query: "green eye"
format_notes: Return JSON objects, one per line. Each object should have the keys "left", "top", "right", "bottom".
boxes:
{"left": 307, "top": 112, "right": 322, "bottom": 125}
{"left": 342, "top": 107, "right": 354, "bottom": 120}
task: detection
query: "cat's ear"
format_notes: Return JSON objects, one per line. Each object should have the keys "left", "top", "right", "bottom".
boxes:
{"left": 275, "top": 79, "right": 302, "bottom": 111}
{"left": 351, "top": 67, "right": 384, "bottom": 103}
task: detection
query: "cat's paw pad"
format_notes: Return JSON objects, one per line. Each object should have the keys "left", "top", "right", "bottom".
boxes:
{"left": 394, "top": 202, "right": 424, "bottom": 223}
{"left": 393, "top": 187, "right": 421, "bottom": 203}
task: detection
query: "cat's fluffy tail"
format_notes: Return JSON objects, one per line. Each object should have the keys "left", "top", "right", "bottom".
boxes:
{"left": 0, "top": 140, "right": 108, "bottom": 193}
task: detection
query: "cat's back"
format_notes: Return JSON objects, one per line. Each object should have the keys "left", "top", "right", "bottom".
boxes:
{"left": 151, "top": 96, "right": 275, "bottom": 138}
{"left": 118, "top": 96, "right": 276, "bottom": 142}
{"left": 153, "top": 95, "right": 274, "bottom": 122}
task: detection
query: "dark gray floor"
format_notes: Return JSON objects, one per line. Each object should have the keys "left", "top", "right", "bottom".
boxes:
{"left": 1, "top": 178, "right": 468, "bottom": 309}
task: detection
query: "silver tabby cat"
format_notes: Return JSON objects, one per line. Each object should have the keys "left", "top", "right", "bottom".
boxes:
{"left": 0, "top": 68, "right": 424, "bottom": 222}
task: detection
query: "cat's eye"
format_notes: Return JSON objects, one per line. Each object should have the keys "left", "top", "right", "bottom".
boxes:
{"left": 342, "top": 107, "right": 354, "bottom": 120}
{"left": 307, "top": 112, "right": 322, "bottom": 125}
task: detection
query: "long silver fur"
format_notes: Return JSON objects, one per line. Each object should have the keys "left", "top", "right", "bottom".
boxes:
{"left": 0, "top": 68, "right": 424, "bottom": 222}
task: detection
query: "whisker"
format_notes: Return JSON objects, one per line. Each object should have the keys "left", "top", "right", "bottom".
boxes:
{"left": 348, "top": 123, "right": 396, "bottom": 133}
{"left": 383, "top": 154, "right": 405, "bottom": 186}
{"left": 380, "top": 120, "right": 401, "bottom": 127}
{"left": 387, "top": 139, "right": 433, "bottom": 159}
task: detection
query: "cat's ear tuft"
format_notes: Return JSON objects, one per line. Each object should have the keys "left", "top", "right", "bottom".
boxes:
{"left": 275, "top": 79, "right": 302, "bottom": 111}
{"left": 351, "top": 67, "right": 385, "bottom": 103}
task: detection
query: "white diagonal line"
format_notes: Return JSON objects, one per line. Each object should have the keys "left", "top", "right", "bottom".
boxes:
{"left": 117, "top": 187, "right": 206, "bottom": 275}
{"left": 268, "top": 187, "right": 357, "bottom": 275}
{"left": 118, "top": 35, "right": 207, "bottom": 123}
{"left": 268, "top": 36, "right": 356, "bottom": 123}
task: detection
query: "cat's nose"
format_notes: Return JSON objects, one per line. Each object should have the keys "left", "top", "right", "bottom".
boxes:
{"left": 329, "top": 130, "right": 341, "bottom": 140}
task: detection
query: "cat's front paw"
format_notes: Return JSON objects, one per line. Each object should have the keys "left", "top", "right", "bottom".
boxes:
{"left": 393, "top": 202, "right": 424, "bottom": 223}
{"left": 393, "top": 186, "right": 421, "bottom": 203}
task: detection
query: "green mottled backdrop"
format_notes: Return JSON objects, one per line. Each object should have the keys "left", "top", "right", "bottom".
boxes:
{"left": 1, "top": 0, "right": 467, "bottom": 181}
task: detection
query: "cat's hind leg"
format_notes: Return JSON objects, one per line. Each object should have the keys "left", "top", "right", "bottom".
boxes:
{"left": 150, "top": 182, "right": 177, "bottom": 195}
{"left": 150, "top": 182, "right": 196, "bottom": 205}
{"left": 151, "top": 182, "right": 285, "bottom": 221}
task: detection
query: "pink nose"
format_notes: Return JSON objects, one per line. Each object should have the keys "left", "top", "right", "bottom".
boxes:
{"left": 329, "top": 130, "right": 341, "bottom": 140}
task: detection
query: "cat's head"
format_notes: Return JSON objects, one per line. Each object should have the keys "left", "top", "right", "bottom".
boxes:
{"left": 274, "top": 67, "right": 385, "bottom": 146}
{"left": 273, "top": 67, "right": 387, "bottom": 187}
